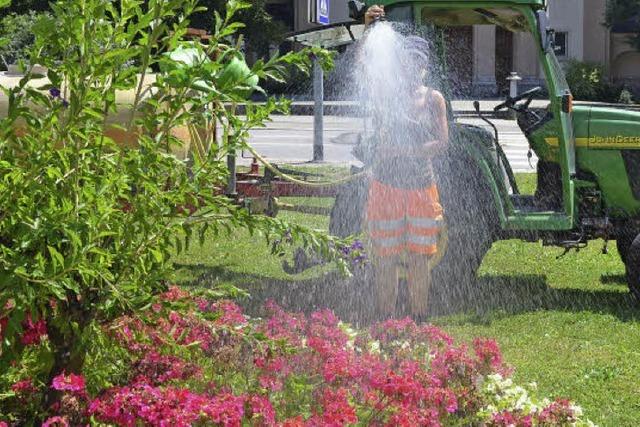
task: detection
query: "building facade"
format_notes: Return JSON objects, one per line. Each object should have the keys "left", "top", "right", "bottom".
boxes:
{"left": 268, "top": 0, "right": 640, "bottom": 96}
{"left": 471, "top": 0, "right": 640, "bottom": 96}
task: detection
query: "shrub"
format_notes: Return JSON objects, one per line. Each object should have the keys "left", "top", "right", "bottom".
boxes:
{"left": 0, "top": 0, "right": 345, "bottom": 416}
{"left": 564, "top": 59, "right": 621, "bottom": 102}
{"left": 619, "top": 88, "right": 635, "bottom": 104}
{"left": 0, "top": 11, "right": 48, "bottom": 70}
{"left": 0, "top": 289, "right": 594, "bottom": 424}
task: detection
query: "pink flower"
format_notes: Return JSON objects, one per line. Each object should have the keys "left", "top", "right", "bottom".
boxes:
{"left": 473, "top": 337, "right": 507, "bottom": 374}
{"left": 90, "top": 385, "right": 211, "bottom": 426}
{"left": 538, "top": 398, "right": 577, "bottom": 424}
{"left": 370, "top": 317, "right": 416, "bottom": 344}
{"left": 419, "top": 324, "right": 454, "bottom": 346}
{"left": 0, "top": 421, "right": 8, "bottom": 427}
{"left": 281, "top": 416, "right": 306, "bottom": 427}
{"left": 491, "top": 411, "right": 533, "bottom": 427}
{"left": 51, "top": 372, "right": 86, "bottom": 393}
{"left": 248, "top": 395, "right": 276, "bottom": 425}
{"left": 204, "top": 393, "right": 246, "bottom": 426}
{"left": 0, "top": 317, "right": 7, "bottom": 341}
{"left": 160, "top": 285, "right": 189, "bottom": 301}
{"left": 11, "top": 379, "right": 37, "bottom": 395}
{"left": 21, "top": 314, "right": 47, "bottom": 346}
{"left": 207, "top": 300, "right": 247, "bottom": 327}
{"left": 318, "top": 388, "right": 358, "bottom": 426}
{"left": 42, "top": 416, "right": 69, "bottom": 427}
{"left": 131, "top": 351, "right": 200, "bottom": 385}
{"left": 258, "top": 374, "right": 283, "bottom": 392}
{"left": 260, "top": 301, "right": 307, "bottom": 345}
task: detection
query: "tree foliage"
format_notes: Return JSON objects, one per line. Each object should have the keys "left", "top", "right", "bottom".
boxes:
{"left": 192, "top": 0, "right": 289, "bottom": 59}
{"left": 0, "top": 11, "right": 48, "bottom": 68}
{"left": 0, "top": 0, "right": 50, "bottom": 16}
{"left": 0, "top": 0, "right": 340, "bottom": 414}
{"left": 605, "top": 0, "right": 640, "bottom": 51}
{"left": 2, "top": 0, "right": 288, "bottom": 59}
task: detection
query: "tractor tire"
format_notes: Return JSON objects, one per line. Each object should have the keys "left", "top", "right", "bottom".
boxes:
{"left": 625, "top": 234, "right": 640, "bottom": 301}
{"left": 617, "top": 229, "right": 637, "bottom": 266}
{"left": 329, "top": 174, "right": 370, "bottom": 238}
{"left": 428, "top": 149, "right": 498, "bottom": 313}
{"left": 328, "top": 142, "right": 497, "bottom": 314}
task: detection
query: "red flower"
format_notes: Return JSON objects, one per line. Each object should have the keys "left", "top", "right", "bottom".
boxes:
{"left": 281, "top": 416, "right": 306, "bottom": 427}
{"left": 538, "top": 398, "right": 577, "bottom": 424}
{"left": 473, "top": 338, "right": 508, "bottom": 374}
{"left": 370, "top": 317, "right": 417, "bottom": 344}
{"left": 131, "top": 351, "right": 200, "bottom": 385}
{"left": 11, "top": 379, "right": 37, "bottom": 396}
{"left": 160, "top": 285, "right": 189, "bottom": 302}
{"left": 419, "top": 324, "right": 454, "bottom": 346}
{"left": 0, "top": 317, "right": 7, "bottom": 341}
{"left": 51, "top": 372, "right": 86, "bottom": 394}
{"left": 203, "top": 393, "right": 246, "bottom": 426}
{"left": 207, "top": 300, "right": 247, "bottom": 327}
{"left": 249, "top": 395, "right": 276, "bottom": 425}
{"left": 491, "top": 410, "right": 533, "bottom": 427}
{"left": 318, "top": 388, "right": 358, "bottom": 426}
{"left": 42, "top": 416, "right": 69, "bottom": 427}
{"left": 21, "top": 314, "right": 47, "bottom": 346}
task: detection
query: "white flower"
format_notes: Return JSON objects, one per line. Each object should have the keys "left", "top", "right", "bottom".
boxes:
{"left": 571, "top": 404, "right": 583, "bottom": 417}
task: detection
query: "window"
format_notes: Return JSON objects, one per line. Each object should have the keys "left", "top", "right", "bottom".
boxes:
{"left": 554, "top": 31, "right": 568, "bottom": 57}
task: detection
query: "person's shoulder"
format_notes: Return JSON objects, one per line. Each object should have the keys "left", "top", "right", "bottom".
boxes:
{"left": 427, "top": 88, "right": 446, "bottom": 105}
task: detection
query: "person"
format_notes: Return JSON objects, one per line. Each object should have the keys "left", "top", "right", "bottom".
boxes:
{"left": 362, "top": 5, "right": 449, "bottom": 319}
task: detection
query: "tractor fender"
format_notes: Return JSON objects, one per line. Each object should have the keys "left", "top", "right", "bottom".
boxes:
{"left": 441, "top": 124, "right": 509, "bottom": 230}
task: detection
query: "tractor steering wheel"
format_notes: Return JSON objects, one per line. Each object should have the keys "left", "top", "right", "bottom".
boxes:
{"left": 494, "top": 86, "right": 543, "bottom": 113}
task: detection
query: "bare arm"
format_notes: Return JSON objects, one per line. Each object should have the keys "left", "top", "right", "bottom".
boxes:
{"left": 425, "top": 90, "right": 449, "bottom": 156}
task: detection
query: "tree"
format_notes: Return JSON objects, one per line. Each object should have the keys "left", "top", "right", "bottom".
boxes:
{"left": 605, "top": 0, "right": 640, "bottom": 51}
{"left": 0, "top": 0, "right": 50, "bottom": 16}
{"left": 191, "top": 0, "right": 288, "bottom": 60}
{"left": 0, "top": 0, "right": 341, "bottom": 415}
{"left": 1, "top": 0, "right": 288, "bottom": 60}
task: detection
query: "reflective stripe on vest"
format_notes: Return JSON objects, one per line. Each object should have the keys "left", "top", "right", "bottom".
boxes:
{"left": 373, "top": 235, "right": 405, "bottom": 248}
{"left": 406, "top": 234, "right": 438, "bottom": 246}
{"left": 372, "top": 234, "right": 438, "bottom": 247}
{"left": 368, "top": 218, "right": 405, "bottom": 231}
{"left": 407, "top": 216, "right": 443, "bottom": 229}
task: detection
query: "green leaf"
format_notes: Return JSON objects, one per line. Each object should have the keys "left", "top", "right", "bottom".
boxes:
{"left": 47, "top": 246, "right": 65, "bottom": 270}
{"left": 150, "top": 249, "right": 163, "bottom": 263}
{"left": 49, "top": 283, "right": 68, "bottom": 301}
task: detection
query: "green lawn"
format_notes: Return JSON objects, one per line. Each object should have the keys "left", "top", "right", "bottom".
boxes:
{"left": 172, "top": 172, "right": 640, "bottom": 426}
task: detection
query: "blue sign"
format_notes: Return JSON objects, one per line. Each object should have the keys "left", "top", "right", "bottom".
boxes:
{"left": 317, "top": 0, "right": 330, "bottom": 25}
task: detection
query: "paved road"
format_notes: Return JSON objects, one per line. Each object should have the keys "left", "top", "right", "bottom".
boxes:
{"left": 244, "top": 115, "right": 538, "bottom": 173}
{"left": 0, "top": 73, "right": 539, "bottom": 172}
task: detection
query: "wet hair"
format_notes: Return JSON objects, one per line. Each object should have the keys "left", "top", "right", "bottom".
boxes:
{"left": 403, "top": 36, "right": 431, "bottom": 88}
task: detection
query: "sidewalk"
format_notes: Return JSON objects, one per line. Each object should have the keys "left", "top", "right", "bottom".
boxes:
{"left": 244, "top": 115, "right": 539, "bottom": 173}
{"left": 274, "top": 99, "right": 640, "bottom": 116}
{"left": 277, "top": 99, "right": 549, "bottom": 116}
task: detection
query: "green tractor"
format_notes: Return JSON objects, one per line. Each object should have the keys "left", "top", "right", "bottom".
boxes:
{"left": 330, "top": 0, "right": 640, "bottom": 302}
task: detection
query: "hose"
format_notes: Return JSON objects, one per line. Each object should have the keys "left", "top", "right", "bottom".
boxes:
{"left": 242, "top": 144, "right": 367, "bottom": 188}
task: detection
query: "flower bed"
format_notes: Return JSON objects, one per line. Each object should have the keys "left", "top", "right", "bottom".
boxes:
{"left": 0, "top": 287, "right": 593, "bottom": 426}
